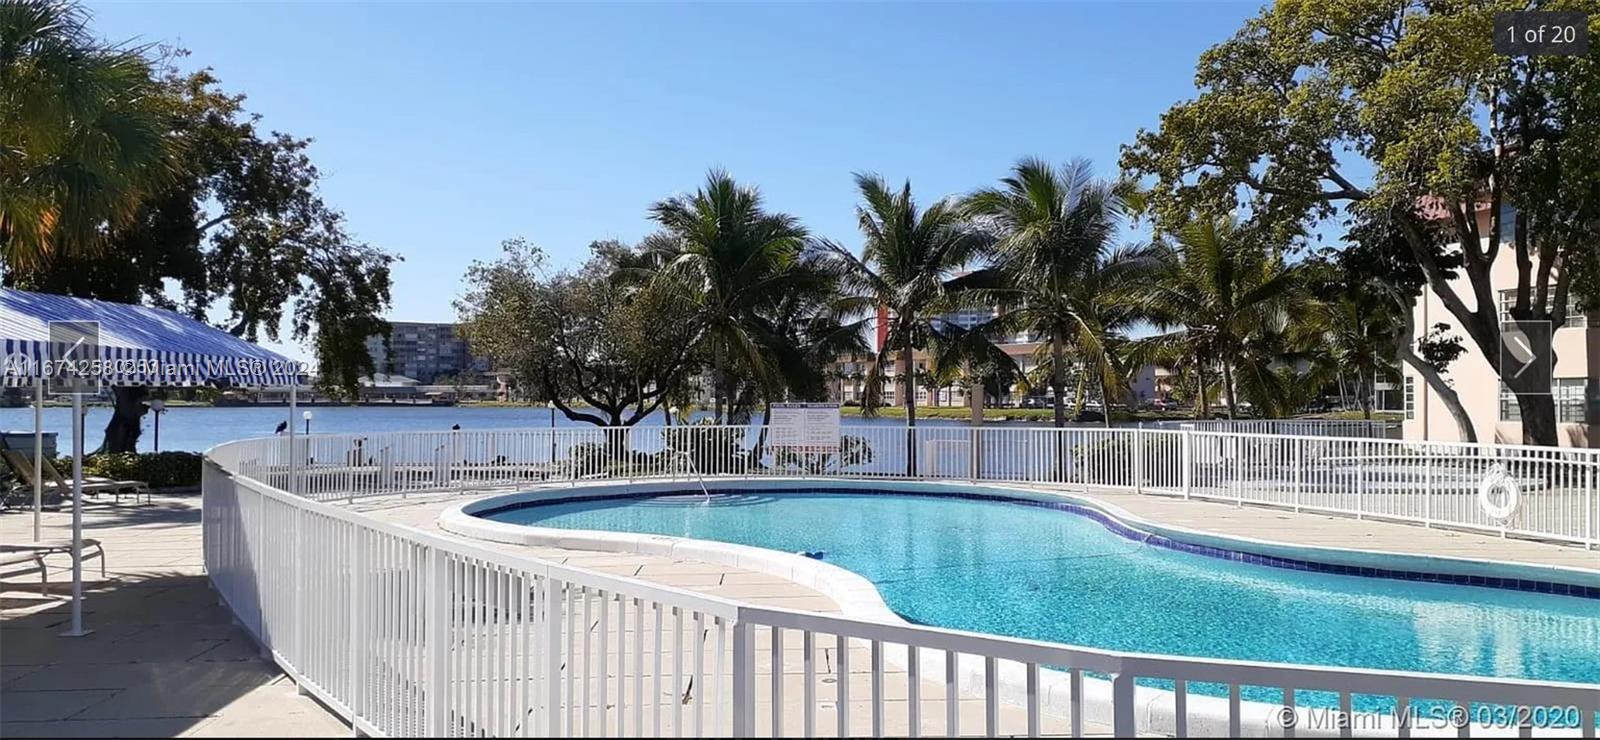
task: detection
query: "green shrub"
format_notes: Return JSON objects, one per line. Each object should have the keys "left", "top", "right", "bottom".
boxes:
{"left": 53, "top": 451, "right": 204, "bottom": 489}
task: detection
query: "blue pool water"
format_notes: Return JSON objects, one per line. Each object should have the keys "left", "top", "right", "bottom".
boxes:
{"left": 483, "top": 489, "right": 1600, "bottom": 696}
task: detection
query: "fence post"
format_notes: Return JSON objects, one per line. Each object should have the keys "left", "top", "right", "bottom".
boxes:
{"left": 1586, "top": 456, "right": 1595, "bottom": 550}
{"left": 1111, "top": 669, "right": 1136, "bottom": 737}
{"left": 1292, "top": 438, "right": 1303, "bottom": 512}
{"left": 1181, "top": 429, "right": 1193, "bottom": 500}
{"left": 348, "top": 528, "right": 366, "bottom": 725}
{"left": 426, "top": 546, "right": 449, "bottom": 737}
{"left": 256, "top": 485, "right": 269, "bottom": 658}
{"left": 1423, "top": 454, "right": 1434, "bottom": 528}
{"left": 969, "top": 426, "right": 980, "bottom": 481}
{"left": 1355, "top": 452, "right": 1366, "bottom": 521}
{"left": 292, "top": 505, "right": 306, "bottom": 691}
{"left": 1133, "top": 426, "right": 1145, "bottom": 494}
{"left": 545, "top": 576, "right": 564, "bottom": 736}
{"left": 731, "top": 618, "right": 756, "bottom": 737}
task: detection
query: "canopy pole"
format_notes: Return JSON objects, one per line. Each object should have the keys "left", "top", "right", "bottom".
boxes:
{"left": 33, "top": 380, "right": 42, "bottom": 542}
{"left": 288, "top": 383, "right": 298, "bottom": 495}
{"left": 60, "top": 391, "right": 89, "bottom": 637}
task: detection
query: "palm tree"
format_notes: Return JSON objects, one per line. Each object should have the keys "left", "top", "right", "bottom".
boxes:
{"left": 745, "top": 247, "right": 871, "bottom": 459}
{"left": 962, "top": 158, "right": 1145, "bottom": 427}
{"left": 647, "top": 171, "right": 808, "bottom": 423}
{"left": 0, "top": 0, "right": 175, "bottom": 269}
{"left": 824, "top": 173, "right": 988, "bottom": 474}
{"left": 751, "top": 248, "right": 871, "bottom": 404}
{"left": 1133, "top": 214, "right": 1303, "bottom": 419}
{"left": 1301, "top": 277, "right": 1402, "bottom": 420}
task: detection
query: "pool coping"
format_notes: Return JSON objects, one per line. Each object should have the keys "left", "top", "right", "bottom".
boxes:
{"left": 437, "top": 477, "right": 1600, "bottom": 736}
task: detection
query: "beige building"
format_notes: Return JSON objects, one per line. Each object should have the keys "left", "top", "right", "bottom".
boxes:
{"left": 1402, "top": 207, "right": 1598, "bottom": 448}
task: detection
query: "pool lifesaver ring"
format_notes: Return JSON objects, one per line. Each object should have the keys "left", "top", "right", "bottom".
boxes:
{"left": 1477, "top": 463, "right": 1521, "bottom": 520}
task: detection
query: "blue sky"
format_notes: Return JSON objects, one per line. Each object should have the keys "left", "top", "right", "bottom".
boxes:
{"left": 87, "top": 1, "right": 1265, "bottom": 362}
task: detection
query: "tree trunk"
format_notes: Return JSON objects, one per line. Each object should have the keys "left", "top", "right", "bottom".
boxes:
{"left": 1359, "top": 374, "right": 1373, "bottom": 420}
{"left": 901, "top": 344, "right": 918, "bottom": 476}
{"left": 1221, "top": 362, "right": 1238, "bottom": 421}
{"left": 1508, "top": 375, "right": 1560, "bottom": 446}
{"left": 1099, "top": 373, "right": 1112, "bottom": 428}
{"left": 100, "top": 386, "right": 150, "bottom": 453}
{"left": 1051, "top": 334, "right": 1067, "bottom": 428}
{"left": 1394, "top": 308, "right": 1477, "bottom": 443}
{"left": 752, "top": 397, "right": 773, "bottom": 464}
{"left": 712, "top": 343, "right": 725, "bottom": 424}
{"left": 1194, "top": 356, "right": 1210, "bottom": 419}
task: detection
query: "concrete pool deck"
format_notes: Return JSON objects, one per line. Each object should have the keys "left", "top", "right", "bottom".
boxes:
{"left": 0, "top": 493, "right": 349, "bottom": 738}
{"left": 3, "top": 481, "right": 1594, "bottom": 737}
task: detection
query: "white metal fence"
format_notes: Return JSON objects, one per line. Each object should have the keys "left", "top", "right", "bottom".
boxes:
{"left": 203, "top": 426, "right": 1600, "bottom": 738}
{"left": 1144, "top": 418, "right": 1400, "bottom": 439}
{"left": 216, "top": 424, "right": 1598, "bottom": 548}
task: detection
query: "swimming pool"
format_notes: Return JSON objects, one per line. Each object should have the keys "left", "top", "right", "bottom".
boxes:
{"left": 474, "top": 485, "right": 1600, "bottom": 695}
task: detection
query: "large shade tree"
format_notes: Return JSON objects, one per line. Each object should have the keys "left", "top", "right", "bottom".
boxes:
{"left": 1337, "top": 212, "right": 1478, "bottom": 439}
{"left": 1121, "top": 0, "right": 1600, "bottom": 444}
{"left": 824, "top": 174, "right": 988, "bottom": 474}
{"left": 3, "top": 3, "right": 394, "bottom": 451}
{"left": 457, "top": 239, "right": 701, "bottom": 427}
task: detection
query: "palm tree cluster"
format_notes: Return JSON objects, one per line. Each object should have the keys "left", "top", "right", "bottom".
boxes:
{"left": 606, "top": 160, "right": 1398, "bottom": 434}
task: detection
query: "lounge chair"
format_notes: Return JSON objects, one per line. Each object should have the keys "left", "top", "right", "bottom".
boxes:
{"left": 0, "top": 539, "right": 107, "bottom": 595}
{"left": 1, "top": 450, "right": 151, "bottom": 505}
{"left": 40, "top": 457, "right": 150, "bottom": 505}
{"left": 0, "top": 550, "right": 50, "bottom": 595}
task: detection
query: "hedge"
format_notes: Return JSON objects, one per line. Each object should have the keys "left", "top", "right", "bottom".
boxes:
{"left": 53, "top": 451, "right": 204, "bottom": 489}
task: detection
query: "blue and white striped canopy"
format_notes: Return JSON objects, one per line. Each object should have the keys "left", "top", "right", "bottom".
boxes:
{"left": 1, "top": 289, "right": 302, "bottom": 388}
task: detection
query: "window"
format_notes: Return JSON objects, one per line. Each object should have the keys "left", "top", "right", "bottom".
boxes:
{"left": 1498, "top": 289, "right": 1589, "bottom": 328}
{"left": 1556, "top": 378, "right": 1593, "bottom": 424}
{"left": 1497, "top": 201, "right": 1518, "bottom": 242}
{"left": 1403, "top": 376, "right": 1416, "bottom": 420}
{"left": 1500, "top": 384, "right": 1520, "bottom": 422}
{"left": 1500, "top": 379, "right": 1595, "bottom": 423}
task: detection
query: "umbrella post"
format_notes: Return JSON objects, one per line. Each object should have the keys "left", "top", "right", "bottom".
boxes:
{"left": 33, "top": 380, "right": 42, "bottom": 542}
{"left": 60, "top": 391, "right": 90, "bottom": 637}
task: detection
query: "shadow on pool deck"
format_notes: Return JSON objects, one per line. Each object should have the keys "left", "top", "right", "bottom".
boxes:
{"left": 0, "top": 571, "right": 349, "bottom": 737}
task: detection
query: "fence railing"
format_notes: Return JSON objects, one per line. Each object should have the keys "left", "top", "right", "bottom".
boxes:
{"left": 220, "top": 424, "right": 1599, "bottom": 548}
{"left": 1145, "top": 418, "right": 1400, "bottom": 439}
{"left": 203, "top": 426, "right": 1600, "bottom": 738}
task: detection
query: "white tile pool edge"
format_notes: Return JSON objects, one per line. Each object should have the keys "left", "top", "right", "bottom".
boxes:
{"left": 436, "top": 477, "right": 1600, "bottom": 737}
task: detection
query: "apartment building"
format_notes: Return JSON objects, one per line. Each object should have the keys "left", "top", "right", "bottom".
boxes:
{"left": 1402, "top": 207, "right": 1598, "bottom": 447}
{"left": 364, "top": 321, "right": 490, "bottom": 385}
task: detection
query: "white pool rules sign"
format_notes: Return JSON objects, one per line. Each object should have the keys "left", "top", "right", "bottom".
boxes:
{"left": 769, "top": 402, "right": 841, "bottom": 453}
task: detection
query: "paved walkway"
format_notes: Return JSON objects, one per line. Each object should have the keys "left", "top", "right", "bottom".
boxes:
{"left": 1077, "top": 485, "right": 1599, "bottom": 571}
{"left": 0, "top": 494, "right": 348, "bottom": 738}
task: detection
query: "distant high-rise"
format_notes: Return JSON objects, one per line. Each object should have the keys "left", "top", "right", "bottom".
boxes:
{"left": 364, "top": 321, "right": 489, "bottom": 384}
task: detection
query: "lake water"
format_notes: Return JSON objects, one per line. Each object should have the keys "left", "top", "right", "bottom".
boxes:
{"left": 0, "top": 404, "right": 976, "bottom": 453}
